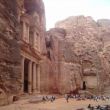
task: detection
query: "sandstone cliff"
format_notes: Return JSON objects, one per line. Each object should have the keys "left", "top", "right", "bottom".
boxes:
{"left": 47, "top": 16, "right": 110, "bottom": 94}
{"left": 0, "top": 0, "right": 110, "bottom": 99}
{"left": 0, "top": 0, "right": 21, "bottom": 97}
{"left": 0, "top": 0, "right": 48, "bottom": 103}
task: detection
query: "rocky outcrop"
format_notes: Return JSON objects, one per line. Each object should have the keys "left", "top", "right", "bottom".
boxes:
{"left": 0, "top": 0, "right": 48, "bottom": 105}
{"left": 47, "top": 16, "right": 110, "bottom": 94}
{"left": 46, "top": 28, "right": 67, "bottom": 93}
{"left": 46, "top": 28, "right": 82, "bottom": 94}
{"left": 0, "top": 0, "right": 110, "bottom": 99}
{"left": 97, "top": 19, "right": 110, "bottom": 94}
{"left": 0, "top": 0, "right": 21, "bottom": 105}
{"left": 0, "top": 0, "right": 21, "bottom": 95}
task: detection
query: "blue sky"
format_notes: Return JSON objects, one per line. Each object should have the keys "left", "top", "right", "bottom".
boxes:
{"left": 43, "top": 0, "right": 110, "bottom": 30}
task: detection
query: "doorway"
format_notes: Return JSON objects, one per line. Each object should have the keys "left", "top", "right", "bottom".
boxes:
{"left": 82, "top": 81, "right": 86, "bottom": 90}
{"left": 24, "top": 59, "right": 29, "bottom": 93}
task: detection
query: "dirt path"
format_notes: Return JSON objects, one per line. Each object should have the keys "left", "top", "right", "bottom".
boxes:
{"left": 0, "top": 98, "right": 110, "bottom": 110}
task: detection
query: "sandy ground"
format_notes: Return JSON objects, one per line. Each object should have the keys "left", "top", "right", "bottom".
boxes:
{"left": 0, "top": 98, "right": 110, "bottom": 110}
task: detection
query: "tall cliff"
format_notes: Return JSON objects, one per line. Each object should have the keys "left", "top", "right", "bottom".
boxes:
{"left": 0, "top": 0, "right": 21, "bottom": 95}
{"left": 47, "top": 16, "right": 110, "bottom": 94}
{"left": 0, "top": 0, "right": 47, "bottom": 99}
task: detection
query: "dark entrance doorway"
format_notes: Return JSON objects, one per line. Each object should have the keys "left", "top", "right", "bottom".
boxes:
{"left": 82, "top": 81, "right": 86, "bottom": 90}
{"left": 24, "top": 59, "right": 29, "bottom": 93}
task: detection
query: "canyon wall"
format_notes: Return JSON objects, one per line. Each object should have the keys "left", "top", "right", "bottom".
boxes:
{"left": 0, "top": 0, "right": 21, "bottom": 95}
{"left": 46, "top": 16, "right": 110, "bottom": 94}
{"left": 0, "top": 0, "right": 110, "bottom": 99}
{"left": 0, "top": 0, "right": 48, "bottom": 104}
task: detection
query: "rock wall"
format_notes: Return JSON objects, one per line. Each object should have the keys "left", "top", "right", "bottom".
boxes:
{"left": 0, "top": 0, "right": 110, "bottom": 97}
{"left": 17, "top": 0, "right": 50, "bottom": 94}
{"left": 46, "top": 28, "right": 82, "bottom": 94}
{"left": 97, "top": 19, "right": 110, "bottom": 94}
{"left": 0, "top": 0, "right": 48, "bottom": 96}
{"left": 47, "top": 16, "right": 110, "bottom": 94}
{"left": 0, "top": 0, "right": 21, "bottom": 97}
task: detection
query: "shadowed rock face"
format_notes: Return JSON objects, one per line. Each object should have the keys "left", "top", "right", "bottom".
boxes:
{"left": 0, "top": 0, "right": 47, "bottom": 95}
{"left": 24, "top": 0, "right": 44, "bottom": 15}
{"left": 0, "top": 0, "right": 47, "bottom": 96}
{"left": 47, "top": 16, "right": 110, "bottom": 94}
{"left": 0, "top": 0, "right": 21, "bottom": 95}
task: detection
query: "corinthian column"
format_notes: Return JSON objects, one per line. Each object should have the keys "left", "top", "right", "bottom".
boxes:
{"left": 33, "top": 63, "right": 37, "bottom": 93}
{"left": 28, "top": 61, "right": 32, "bottom": 94}
{"left": 37, "top": 65, "right": 40, "bottom": 93}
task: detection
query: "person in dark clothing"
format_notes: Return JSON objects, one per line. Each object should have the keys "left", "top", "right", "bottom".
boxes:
{"left": 50, "top": 96, "right": 53, "bottom": 102}
{"left": 66, "top": 97, "right": 69, "bottom": 103}
{"left": 96, "top": 105, "right": 101, "bottom": 109}
{"left": 46, "top": 96, "right": 48, "bottom": 101}
{"left": 65, "top": 94, "right": 69, "bottom": 103}
{"left": 42, "top": 96, "right": 46, "bottom": 103}
{"left": 88, "top": 104, "right": 91, "bottom": 108}
{"left": 52, "top": 96, "right": 56, "bottom": 101}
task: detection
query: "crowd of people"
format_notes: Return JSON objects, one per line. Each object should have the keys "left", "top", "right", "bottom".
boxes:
{"left": 87, "top": 104, "right": 110, "bottom": 110}
{"left": 64, "top": 94, "right": 110, "bottom": 103}
{"left": 41, "top": 94, "right": 110, "bottom": 110}
{"left": 42, "top": 95, "right": 56, "bottom": 103}
{"left": 42, "top": 94, "right": 110, "bottom": 103}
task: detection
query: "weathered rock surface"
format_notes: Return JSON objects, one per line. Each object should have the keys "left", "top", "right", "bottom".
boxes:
{"left": 46, "top": 28, "right": 82, "bottom": 93}
{"left": 47, "top": 16, "right": 110, "bottom": 94}
{"left": 0, "top": 0, "right": 110, "bottom": 101}
{"left": 0, "top": 0, "right": 21, "bottom": 94}
{"left": 97, "top": 19, "right": 110, "bottom": 94}
{"left": 0, "top": 0, "right": 21, "bottom": 105}
{"left": 0, "top": 0, "right": 48, "bottom": 98}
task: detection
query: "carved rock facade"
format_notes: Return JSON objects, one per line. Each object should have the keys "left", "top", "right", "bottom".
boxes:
{"left": 0, "top": 1, "right": 110, "bottom": 106}
{"left": 0, "top": 0, "right": 49, "bottom": 105}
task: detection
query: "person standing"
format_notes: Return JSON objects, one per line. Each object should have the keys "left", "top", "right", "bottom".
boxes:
{"left": 42, "top": 96, "right": 46, "bottom": 103}
{"left": 65, "top": 94, "right": 69, "bottom": 103}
